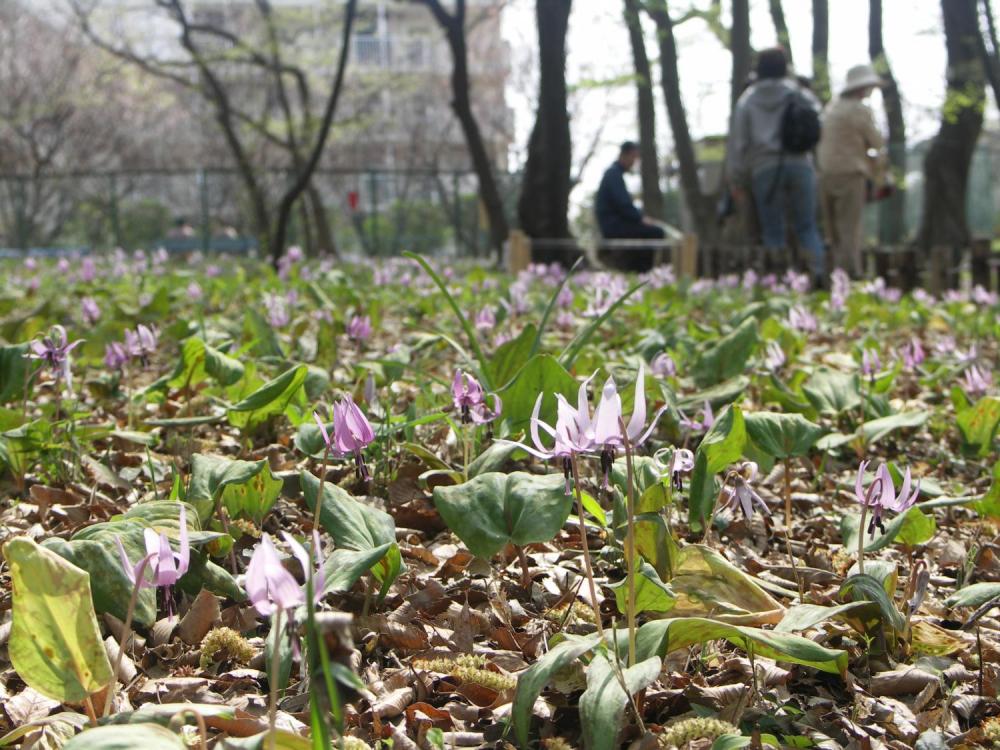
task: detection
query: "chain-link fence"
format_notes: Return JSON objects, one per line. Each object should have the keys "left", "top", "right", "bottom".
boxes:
{"left": 0, "top": 167, "right": 520, "bottom": 257}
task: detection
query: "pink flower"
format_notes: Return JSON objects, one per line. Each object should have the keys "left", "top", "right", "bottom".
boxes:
{"left": 116, "top": 505, "right": 190, "bottom": 599}
{"left": 451, "top": 370, "right": 501, "bottom": 426}
{"left": 855, "top": 460, "right": 920, "bottom": 537}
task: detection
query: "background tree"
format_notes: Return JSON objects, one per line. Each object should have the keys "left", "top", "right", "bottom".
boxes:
{"left": 976, "top": 0, "right": 1000, "bottom": 108}
{"left": 769, "top": 0, "right": 793, "bottom": 67}
{"left": 918, "top": 0, "right": 985, "bottom": 251}
{"left": 517, "top": 0, "right": 573, "bottom": 259}
{"left": 868, "top": 0, "right": 907, "bottom": 243}
{"left": 812, "top": 0, "right": 830, "bottom": 102}
{"left": 730, "top": 0, "right": 752, "bottom": 111}
{"left": 417, "top": 0, "right": 509, "bottom": 257}
{"left": 644, "top": 0, "right": 716, "bottom": 239}
{"left": 622, "top": 0, "right": 664, "bottom": 220}
{"left": 73, "top": 0, "right": 358, "bottom": 262}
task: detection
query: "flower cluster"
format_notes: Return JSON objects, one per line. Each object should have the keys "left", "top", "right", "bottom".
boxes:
{"left": 105, "top": 324, "right": 159, "bottom": 369}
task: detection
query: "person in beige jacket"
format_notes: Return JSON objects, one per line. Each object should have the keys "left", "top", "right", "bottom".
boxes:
{"left": 817, "top": 64, "right": 888, "bottom": 278}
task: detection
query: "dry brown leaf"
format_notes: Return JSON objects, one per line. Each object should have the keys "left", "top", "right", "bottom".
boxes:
{"left": 178, "top": 589, "right": 222, "bottom": 645}
{"left": 3, "top": 686, "right": 58, "bottom": 726}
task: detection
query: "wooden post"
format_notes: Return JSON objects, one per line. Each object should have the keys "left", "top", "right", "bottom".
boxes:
{"left": 677, "top": 233, "right": 699, "bottom": 277}
{"left": 507, "top": 230, "right": 531, "bottom": 275}
{"left": 927, "top": 246, "right": 949, "bottom": 296}
{"left": 971, "top": 237, "right": 991, "bottom": 290}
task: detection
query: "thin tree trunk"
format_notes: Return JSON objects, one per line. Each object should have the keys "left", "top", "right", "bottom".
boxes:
{"left": 517, "top": 0, "right": 574, "bottom": 262}
{"left": 420, "top": 0, "right": 510, "bottom": 258}
{"left": 769, "top": 0, "right": 793, "bottom": 67}
{"left": 646, "top": 1, "right": 715, "bottom": 239}
{"left": 812, "top": 0, "right": 830, "bottom": 102}
{"left": 918, "top": 0, "right": 984, "bottom": 251}
{"left": 976, "top": 0, "right": 1000, "bottom": 108}
{"left": 271, "top": 0, "right": 357, "bottom": 265}
{"left": 868, "top": 0, "right": 907, "bottom": 244}
{"left": 730, "top": 0, "right": 752, "bottom": 111}
{"left": 623, "top": 0, "right": 664, "bottom": 220}
{"left": 307, "top": 182, "right": 335, "bottom": 255}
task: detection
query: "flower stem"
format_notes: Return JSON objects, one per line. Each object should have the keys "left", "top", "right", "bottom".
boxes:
{"left": 618, "top": 420, "right": 637, "bottom": 668}
{"left": 269, "top": 607, "right": 283, "bottom": 750}
{"left": 312, "top": 452, "right": 330, "bottom": 533}
{"left": 462, "top": 424, "right": 470, "bottom": 483}
{"left": 104, "top": 558, "right": 149, "bottom": 717}
{"left": 857, "top": 503, "right": 868, "bottom": 577}
{"left": 783, "top": 458, "right": 792, "bottom": 530}
{"left": 570, "top": 453, "right": 604, "bottom": 638}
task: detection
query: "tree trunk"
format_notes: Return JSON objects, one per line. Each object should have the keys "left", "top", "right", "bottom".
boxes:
{"left": 976, "top": 0, "right": 1000, "bottom": 109}
{"left": 307, "top": 182, "right": 336, "bottom": 255}
{"left": 646, "top": 1, "right": 715, "bottom": 239}
{"left": 270, "top": 0, "right": 357, "bottom": 265}
{"left": 517, "top": 0, "right": 574, "bottom": 262}
{"left": 918, "top": 0, "right": 985, "bottom": 252}
{"left": 868, "top": 0, "right": 907, "bottom": 244}
{"left": 623, "top": 0, "right": 664, "bottom": 220}
{"left": 420, "top": 0, "right": 509, "bottom": 259}
{"left": 769, "top": 0, "right": 793, "bottom": 67}
{"left": 730, "top": 0, "right": 752, "bottom": 110}
{"left": 811, "top": 0, "right": 830, "bottom": 102}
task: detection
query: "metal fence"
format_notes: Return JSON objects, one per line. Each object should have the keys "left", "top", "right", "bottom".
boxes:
{"left": 0, "top": 167, "right": 519, "bottom": 257}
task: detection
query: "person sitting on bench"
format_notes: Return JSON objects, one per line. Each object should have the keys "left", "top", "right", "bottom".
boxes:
{"left": 595, "top": 141, "right": 665, "bottom": 271}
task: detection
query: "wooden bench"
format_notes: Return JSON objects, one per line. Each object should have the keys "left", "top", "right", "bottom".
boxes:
{"left": 507, "top": 230, "right": 696, "bottom": 276}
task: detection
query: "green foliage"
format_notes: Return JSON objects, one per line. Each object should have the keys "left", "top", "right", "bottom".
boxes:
{"left": 227, "top": 365, "right": 308, "bottom": 430}
{"left": 186, "top": 453, "right": 283, "bottom": 524}
{"left": 432, "top": 472, "right": 571, "bottom": 560}
{"left": 4, "top": 537, "right": 113, "bottom": 703}
{"left": 744, "top": 412, "right": 825, "bottom": 458}
{"left": 692, "top": 317, "right": 759, "bottom": 388}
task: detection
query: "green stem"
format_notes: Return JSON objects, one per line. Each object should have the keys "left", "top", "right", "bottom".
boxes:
{"left": 858, "top": 503, "right": 868, "bottom": 577}
{"left": 619, "top": 420, "right": 637, "bottom": 668}
{"left": 570, "top": 454, "right": 604, "bottom": 638}
{"left": 312, "top": 452, "right": 330, "bottom": 533}
{"left": 105, "top": 556, "right": 150, "bottom": 717}
{"left": 269, "top": 607, "right": 283, "bottom": 750}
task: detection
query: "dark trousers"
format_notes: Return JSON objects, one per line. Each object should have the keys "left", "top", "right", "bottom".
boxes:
{"left": 599, "top": 221, "right": 666, "bottom": 272}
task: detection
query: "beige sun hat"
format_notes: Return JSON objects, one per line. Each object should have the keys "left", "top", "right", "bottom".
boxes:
{"left": 842, "top": 64, "right": 883, "bottom": 94}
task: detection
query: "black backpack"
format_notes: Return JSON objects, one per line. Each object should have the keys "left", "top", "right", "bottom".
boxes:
{"left": 780, "top": 93, "right": 821, "bottom": 154}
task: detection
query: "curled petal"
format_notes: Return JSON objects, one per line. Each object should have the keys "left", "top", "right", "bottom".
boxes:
{"left": 855, "top": 460, "right": 869, "bottom": 505}
{"left": 625, "top": 364, "right": 647, "bottom": 441}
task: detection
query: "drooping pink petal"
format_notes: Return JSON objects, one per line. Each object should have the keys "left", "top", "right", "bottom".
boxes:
{"left": 625, "top": 364, "right": 647, "bottom": 441}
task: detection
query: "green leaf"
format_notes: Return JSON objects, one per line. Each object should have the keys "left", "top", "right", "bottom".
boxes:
{"left": 944, "top": 582, "right": 1000, "bottom": 608}
{"left": 227, "top": 365, "right": 308, "bottom": 430}
{"left": 467, "top": 441, "right": 518, "bottom": 477}
{"left": 841, "top": 507, "right": 935, "bottom": 552}
{"left": 711, "top": 736, "right": 751, "bottom": 750}
{"left": 635, "top": 617, "right": 847, "bottom": 675}
{"left": 0, "top": 343, "right": 30, "bottom": 404}
{"left": 244, "top": 308, "right": 285, "bottom": 359}
{"left": 300, "top": 472, "right": 402, "bottom": 595}
{"left": 498, "top": 355, "right": 579, "bottom": 435}
{"left": 744, "top": 412, "right": 825, "bottom": 458}
{"left": 957, "top": 396, "right": 1000, "bottom": 456}
{"left": 42, "top": 537, "right": 157, "bottom": 628}
{"left": 775, "top": 602, "right": 873, "bottom": 632}
{"left": 512, "top": 633, "right": 602, "bottom": 747}
{"left": 677, "top": 376, "right": 750, "bottom": 412}
{"left": 167, "top": 337, "right": 245, "bottom": 390}
{"left": 489, "top": 324, "right": 537, "bottom": 389}
{"left": 860, "top": 410, "right": 929, "bottom": 445}
{"left": 839, "top": 574, "right": 906, "bottom": 633}
{"left": 186, "top": 453, "right": 283, "bottom": 524}
{"left": 4, "top": 537, "right": 114, "bottom": 703}
{"left": 668, "top": 544, "right": 783, "bottom": 621}
{"left": 579, "top": 651, "right": 661, "bottom": 750}
{"left": 974, "top": 460, "right": 1000, "bottom": 519}
{"left": 218, "top": 730, "right": 313, "bottom": 749}
{"left": 700, "top": 404, "right": 747, "bottom": 473}
{"left": 0, "top": 712, "right": 88, "bottom": 747}
{"left": 802, "top": 368, "right": 861, "bottom": 415}
{"left": 688, "top": 450, "right": 719, "bottom": 532}
{"left": 321, "top": 544, "right": 394, "bottom": 595}
{"left": 63, "top": 725, "right": 186, "bottom": 749}
{"left": 432, "top": 472, "right": 572, "bottom": 559}
{"left": 692, "top": 317, "right": 759, "bottom": 388}
{"left": 610, "top": 559, "right": 677, "bottom": 614}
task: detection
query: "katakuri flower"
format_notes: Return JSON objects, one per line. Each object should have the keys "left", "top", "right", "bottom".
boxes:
{"left": 246, "top": 532, "right": 325, "bottom": 617}
{"left": 116, "top": 505, "right": 190, "bottom": 611}
{"left": 855, "top": 460, "right": 920, "bottom": 537}
{"left": 961, "top": 364, "right": 992, "bottom": 397}
{"left": 124, "top": 324, "right": 158, "bottom": 365}
{"left": 474, "top": 306, "right": 496, "bottom": 333}
{"left": 104, "top": 341, "right": 129, "bottom": 370}
{"left": 722, "top": 461, "right": 770, "bottom": 519}
{"left": 764, "top": 341, "right": 786, "bottom": 371}
{"left": 656, "top": 447, "right": 695, "bottom": 492}
{"left": 861, "top": 348, "right": 880, "bottom": 381}
{"left": 900, "top": 337, "right": 925, "bottom": 371}
{"left": 451, "top": 370, "right": 501, "bottom": 426}
{"left": 315, "top": 395, "right": 376, "bottom": 480}
{"left": 651, "top": 352, "right": 676, "bottom": 378}
{"left": 347, "top": 314, "right": 372, "bottom": 343}
{"left": 589, "top": 364, "right": 665, "bottom": 484}
{"left": 81, "top": 297, "right": 101, "bottom": 326}
{"left": 499, "top": 375, "right": 597, "bottom": 493}
{"left": 27, "top": 325, "right": 83, "bottom": 394}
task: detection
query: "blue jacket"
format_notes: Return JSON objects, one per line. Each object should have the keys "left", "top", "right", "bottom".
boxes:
{"left": 595, "top": 162, "right": 642, "bottom": 236}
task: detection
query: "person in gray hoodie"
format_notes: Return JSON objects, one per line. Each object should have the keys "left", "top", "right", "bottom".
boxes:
{"left": 727, "top": 47, "right": 825, "bottom": 282}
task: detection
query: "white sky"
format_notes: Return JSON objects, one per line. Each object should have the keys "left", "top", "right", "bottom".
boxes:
{"left": 501, "top": 0, "right": 993, "bottom": 203}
